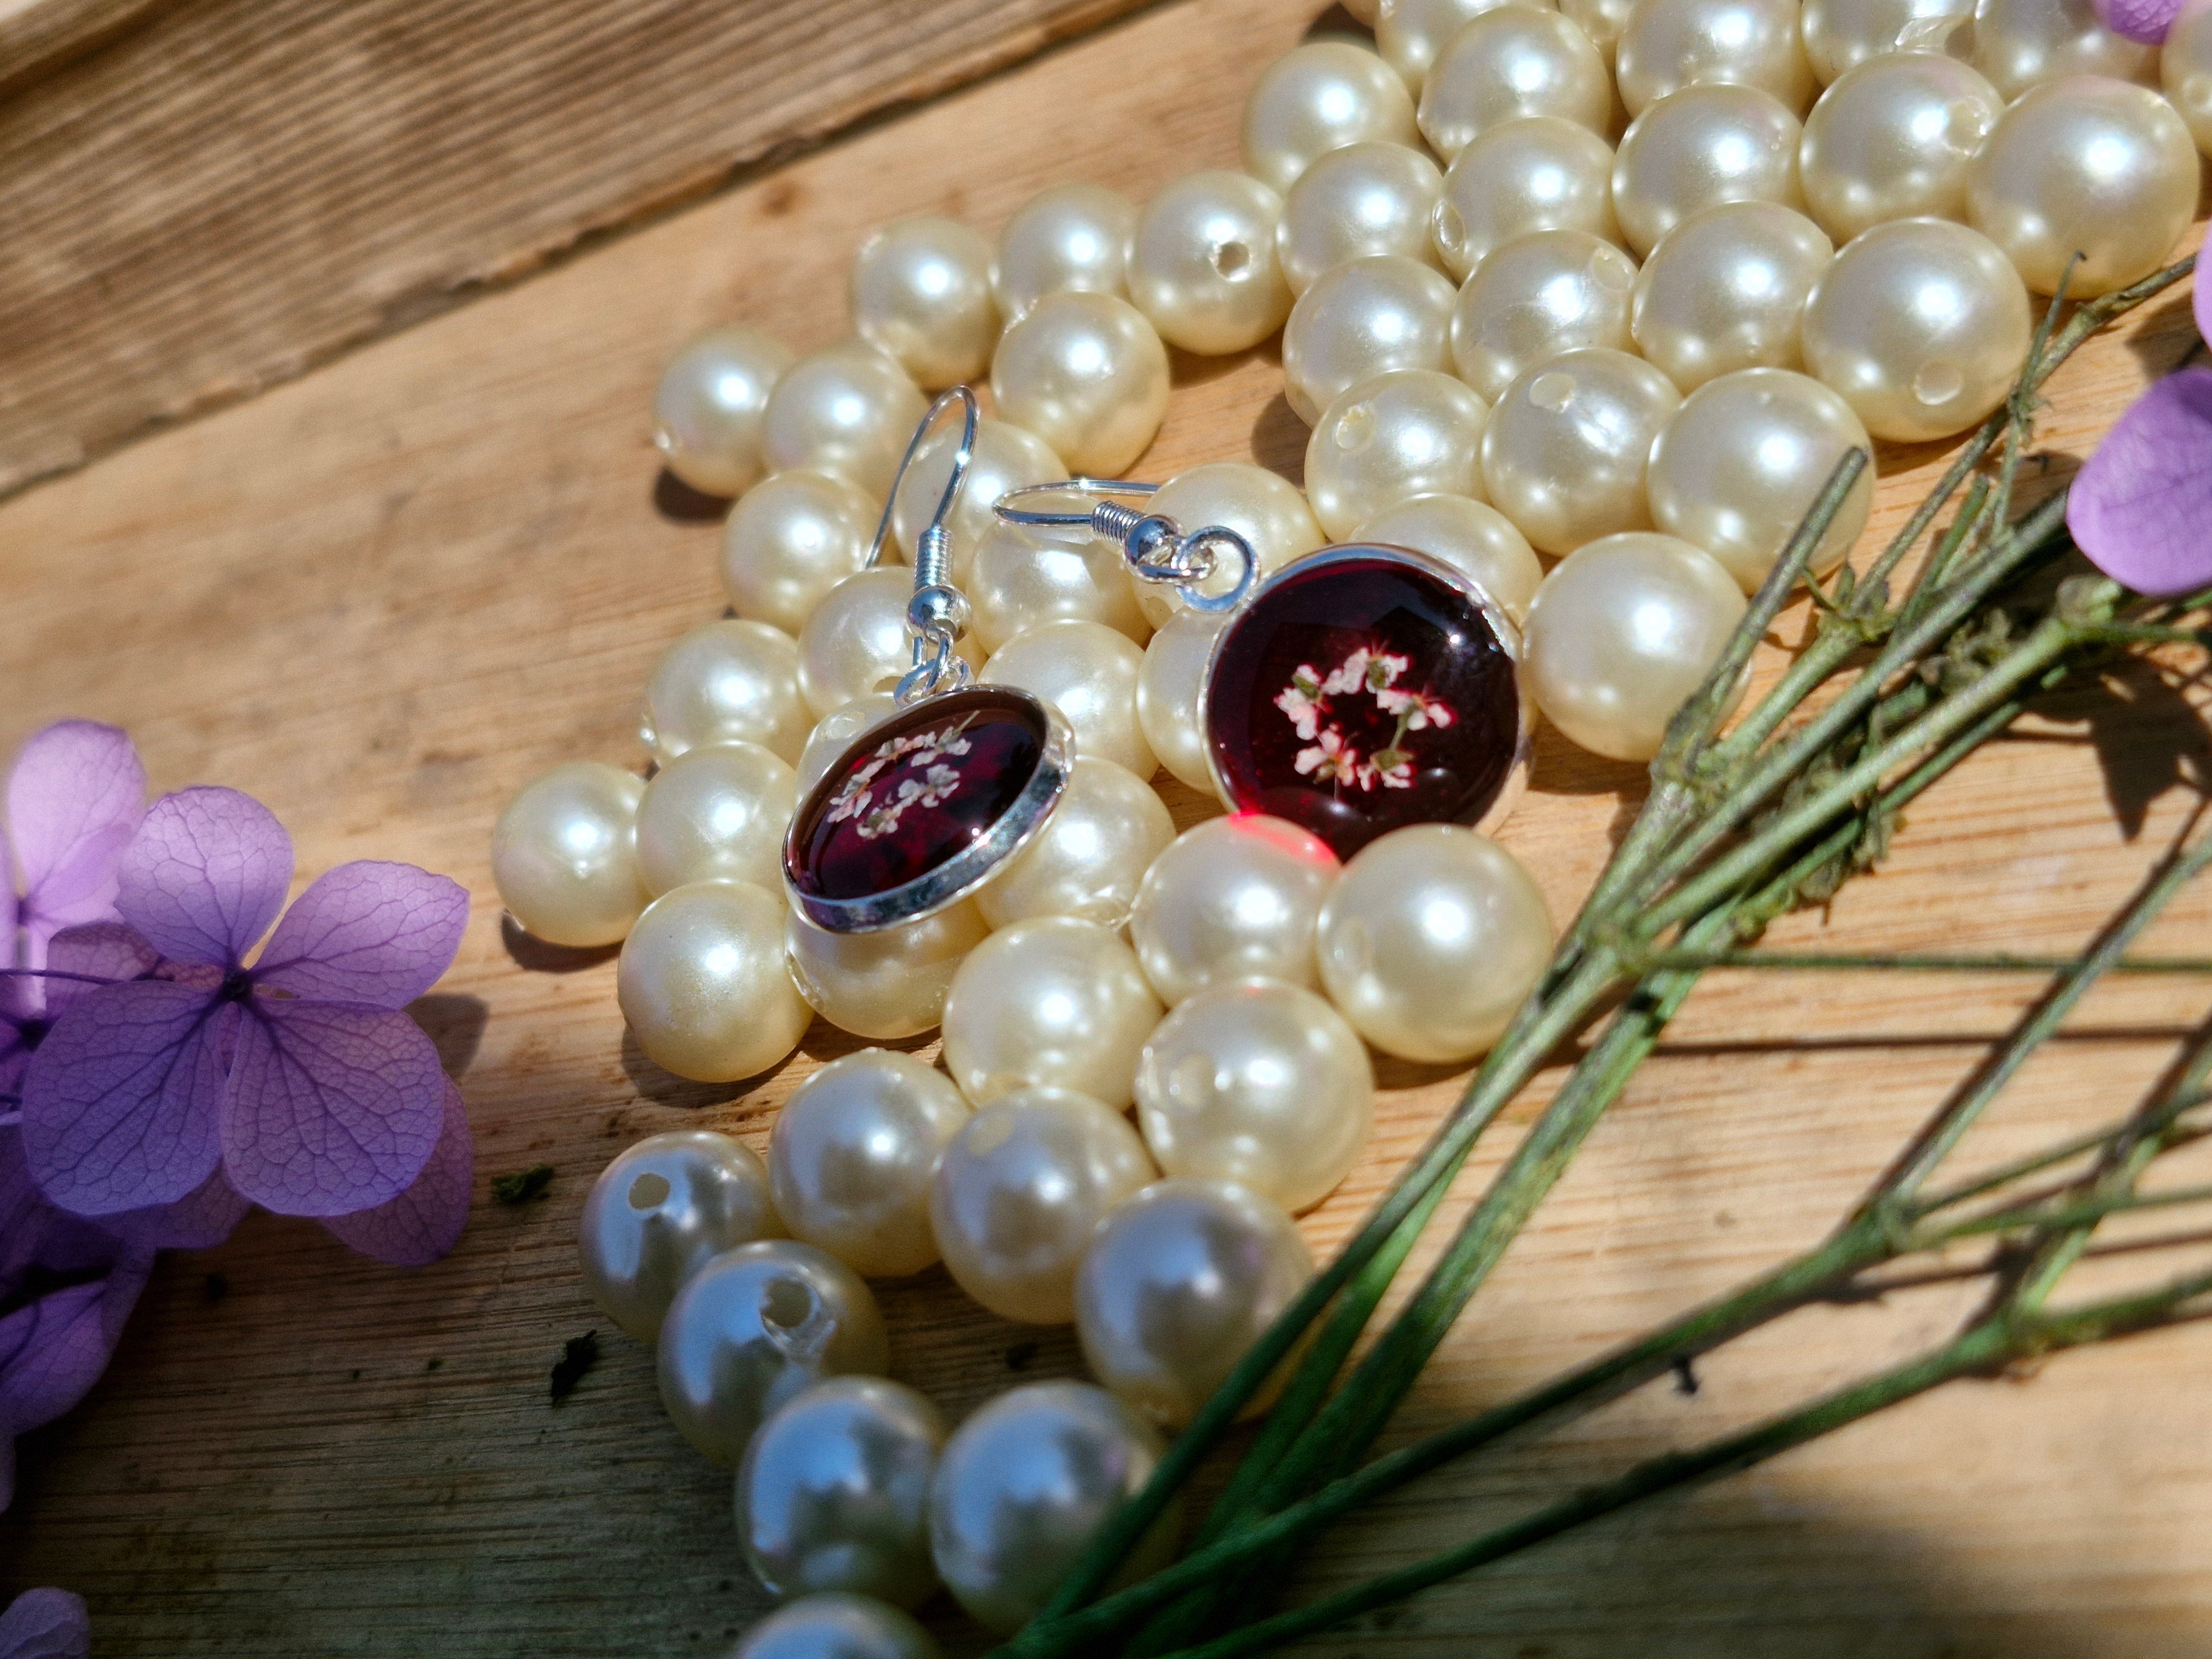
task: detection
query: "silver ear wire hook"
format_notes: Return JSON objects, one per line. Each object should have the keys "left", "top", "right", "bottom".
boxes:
{"left": 994, "top": 478, "right": 1259, "bottom": 614}
{"left": 871, "top": 386, "right": 980, "bottom": 705}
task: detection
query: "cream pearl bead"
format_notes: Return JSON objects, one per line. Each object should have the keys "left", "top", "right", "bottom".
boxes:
{"left": 1418, "top": 5, "right": 1614, "bottom": 159}
{"left": 1140, "top": 462, "right": 1327, "bottom": 624}
{"left": 995, "top": 184, "right": 1138, "bottom": 322}
{"left": 2164, "top": 2, "right": 2212, "bottom": 155}
{"left": 1279, "top": 142, "right": 1449, "bottom": 295}
{"left": 1380, "top": 0, "right": 1537, "bottom": 92}
{"left": 618, "top": 880, "right": 813, "bottom": 1082}
{"left": 1129, "top": 815, "right": 1340, "bottom": 1005}
{"left": 1282, "top": 254, "right": 1459, "bottom": 424}
{"left": 768, "top": 1049, "right": 972, "bottom": 1277}
{"left": 763, "top": 342, "right": 927, "bottom": 500}
{"left": 1801, "top": 0, "right": 1976, "bottom": 83}
{"left": 578, "top": 1129, "right": 782, "bottom": 1345}
{"left": 1075, "top": 1178, "right": 1314, "bottom": 1428}
{"left": 1611, "top": 84, "right": 1806, "bottom": 256}
{"left": 732, "top": 1594, "right": 942, "bottom": 1659}
{"left": 1134, "top": 979, "right": 1374, "bottom": 1212}
{"left": 975, "top": 756, "right": 1175, "bottom": 931}
{"left": 1347, "top": 0, "right": 1383, "bottom": 19}
{"left": 967, "top": 518, "right": 1154, "bottom": 654}
{"left": 1129, "top": 171, "right": 1295, "bottom": 354}
{"left": 786, "top": 901, "right": 990, "bottom": 1042}
{"left": 1318, "top": 823, "right": 1554, "bottom": 1061}
{"left": 1965, "top": 76, "right": 2201, "bottom": 298}
{"left": 981, "top": 620, "right": 1156, "bottom": 778}
{"left": 1479, "top": 347, "right": 1681, "bottom": 554}
{"left": 798, "top": 693, "right": 898, "bottom": 796}
{"left": 1646, "top": 367, "right": 1874, "bottom": 590}
{"left": 1138, "top": 607, "right": 1233, "bottom": 796}
{"left": 739, "top": 1378, "right": 947, "bottom": 1607}
{"left": 1614, "top": 0, "right": 1815, "bottom": 116}
{"left": 1432, "top": 116, "right": 1622, "bottom": 282}
{"left": 928, "top": 1086, "right": 1157, "bottom": 1323}
{"left": 1560, "top": 0, "right": 1641, "bottom": 60}
{"left": 1353, "top": 493, "right": 1544, "bottom": 621}
{"left": 646, "top": 619, "right": 811, "bottom": 766}
{"left": 850, "top": 216, "right": 1000, "bottom": 390}
{"left": 656, "top": 1239, "right": 889, "bottom": 1465}
{"left": 1971, "top": 0, "right": 2156, "bottom": 100}
{"left": 654, "top": 326, "right": 792, "bottom": 497}
{"left": 927, "top": 1383, "right": 1178, "bottom": 1635}
{"left": 634, "top": 739, "right": 797, "bottom": 896}
{"left": 491, "top": 761, "right": 649, "bottom": 947}
{"left": 1628, "top": 200, "right": 1833, "bottom": 389}
{"left": 1799, "top": 216, "right": 2031, "bottom": 441}
{"left": 888, "top": 415, "right": 1065, "bottom": 580}
{"left": 990, "top": 293, "right": 1171, "bottom": 476}
{"left": 797, "top": 568, "right": 983, "bottom": 723}
{"left": 1306, "top": 369, "right": 1493, "bottom": 538}
{"left": 1523, "top": 531, "right": 1747, "bottom": 760}
{"left": 722, "top": 469, "right": 880, "bottom": 637}
{"left": 1798, "top": 53, "right": 2004, "bottom": 242}
{"left": 1448, "top": 228, "right": 1640, "bottom": 401}
{"left": 1241, "top": 40, "right": 1421, "bottom": 194}
{"left": 941, "top": 917, "right": 1165, "bottom": 1108}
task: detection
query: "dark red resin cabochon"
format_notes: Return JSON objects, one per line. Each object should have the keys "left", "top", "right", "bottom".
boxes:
{"left": 788, "top": 688, "right": 1047, "bottom": 902}
{"left": 1204, "top": 550, "right": 1521, "bottom": 859}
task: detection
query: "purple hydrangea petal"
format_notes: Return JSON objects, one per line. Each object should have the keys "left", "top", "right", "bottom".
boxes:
{"left": 321, "top": 1079, "right": 473, "bottom": 1266}
{"left": 6, "top": 723, "right": 145, "bottom": 963}
{"left": 39, "top": 924, "right": 160, "bottom": 1018}
{"left": 1, "top": 1126, "right": 134, "bottom": 1288}
{"left": 222, "top": 999, "right": 445, "bottom": 1217}
{"left": 116, "top": 788, "right": 293, "bottom": 969}
{"left": 0, "top": 1588, "right": 92, "bottom": 1658}
{"left": 2067, "top": 368, "right": 2212, "bottom": 598}
{"left": 2198, "top": 251, "right": 2211, "bottom": 348}
{"left": 253, "top": 862, "right": 469, "bottom": 1009}
{"left": 18, "top": 982, "right": 233, "bottom": 1216}
{"left": 101, "top": 1164, "right": 253, "bottom": 1252}
{"left": 2092, "top": 0, "right": 2183, "bottom": 39}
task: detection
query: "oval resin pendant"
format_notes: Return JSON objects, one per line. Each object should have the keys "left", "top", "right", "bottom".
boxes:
{"left": 1203, "top": 545, "right": 1529, "bottom": 860}
{"left": 785, "top": 685, "right": 1074, "bottom": 932}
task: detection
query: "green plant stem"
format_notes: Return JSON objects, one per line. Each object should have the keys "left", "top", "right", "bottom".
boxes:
{"left": 1634, "top": 950, "right": 2212, "bottom": 975}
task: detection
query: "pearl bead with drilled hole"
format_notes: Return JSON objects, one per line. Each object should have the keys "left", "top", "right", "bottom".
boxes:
{"left": 1241, "top": 40, "right": 1420, "bottom": 193}
{"left": 1449, "top": 228, "right": 1640, "bottom": 402}
{"left": 1801, "top": 0, "right": 1975, "bottom": 84}
{"left": 941, "top": 917, "right": 1164, "bottom": 1108}
{"left": 729, "top": 1593, "right": 942, "bottom": 1659}
{"left": 1418, "top": 6, "right": 1613, "bottom": 159}
{"left": 1629, "top": 200, "right": 1832, "bottom": 389}
{"left": 990, "top": 293, "right": 1170, "bottom": 476}
{"left": 1306, "top": 369, "right": 1492, "bottom": 538}
{"left": 492, "top": 761, "right": 650, "bottom": 947}
{"left": 1432, "top": 116, "right": 1621, "bottom": 282}
{"left": 888, "top": 416, "right": 1064, "bottom": 582}
{"left": 578, "top": 1129, "right": 783, "bottom": 1345}
{"left": 1615, "top": 0, "right": 1814, "bottom": 116}
{"left": 1283, "top": 254, "right": 1458, "bottom": 424}
{"left": 785, "top": 901, "right": 990, "bottom": 1042}
{"left": 1279, "top": 141, "right": 1448, "bottom": 295}
{"left": 1129, "top": 814, "right": 1341, "bottom": 1005}
{"left": 1129, "top": 170, "right": 1295, "bottom": 354}
{"left": 722, "top": 469, "right": 880, "bottom": 637}
{"left": 1479, "top": 347, "right": 1681, "bottom": 555}
{"left": 981, "top": 620, "right": 1155, "bottom": 779}
{"left": 995, "top": 184, "right": 1138, "bottom": 322}
{"left": 797, "top": 693, "right": 898, "bottom": 796}
{"left": 851, "top": 216, "right": 1000, "bottom": 389}
{"left": 1138, "top": 607, "right": 1233, "bottom": 797}
{"left": 975, "top": 756, "right": 1175, "bottom": 932}
{"left": 1353, "top": 493, "right": 1543, "bottom": 622}
{"left": 1139, "top": 462, "right": 1327, "bottom": 624}
{"left": 655, "top": 326, "right": 792, "bottom": 497}
{"left": 763, "top": 342, "right": 926, "bottom": 499}
{"left": 618, "top": 880, "right": 812, "bottom": 1082}
{"left": 645, "top": 619, "right": 810, "bottom": 766}
{"left": 1611, "top": 84, "right": 1806, "bottom": 256}
{"left": 967, "top": 518, "right": 1154, "bottom": 655}
{"left": 1798, "top": 53, "right": 2004, "bottom": 242}
{"left": 1972, "top": 0, "right": 2155, "bottom": 100}
{"left": 633, "top": 739, "right": 796, "bottom": 896}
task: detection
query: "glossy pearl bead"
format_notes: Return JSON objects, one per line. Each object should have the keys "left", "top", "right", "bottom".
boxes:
{"left": 967, "top": 518, "right": 1154, "bottom": 655}
{"left": 1075, "top": 1178, "right": 1314, "bottom": 1428}
{"left": 991, "top": 293, "right": 1171, "bottom": 476}
{"left": 1354, "top": 492, "right": 1544, "bottom": 622}
{"left": 1801, "top": 0, "right": 1976, "bottom": 84}
{"left": 1129, "top": 814, "right": 1341, "bottom": 1005}
{"left": 799, "top": 568, "right": 980, "bottom": 723}
{"left": 1241, "top": 40, "right": 1421, "bottom": 193}
{"left": 1140, "top": 462, "right": 1327, "bottom": 623}
{"left": 975, "top": 756, "right": 1176, "bottom": 932}
{"left": 763, "top": 342, "right": 927, "bottom": 500}
{"left": 491, "top": 761, "right": 649, "bottom": 947}
{"left": 1611, "top": 84, "right": 1806, "bottom": 256}
{"left": 2163, "top": 2, "right": 2212, "bottom": 155}
{"left": 656, "top": 1239, "right": 889, "bottom": 1465}
{"left": 1306, "top": 369, "right": 1492, "bottom": 537}
{"left": 1449, "top": 228, "right": 1640, "bottom": 402}
{"left": 645, "top": 619, "right": 810, "bottom": 766}
{"left": 888, "top": 416, "right": 1064, "bottom": 582}
{"left": 577, "top": 1129, "right": 782, "bottom": 1345}
{"left": 785, "top": 902, "right": 990, "bottom": 1042}
{"left": 1380, "top": 0, "right": 1532, "bottom": 92}
{"left": 1418, "top": 6, "right": 1614, "bottom": 160}
{"left": 722, "top": 469, "right": 880, "bottom": 637}
{"left": 798, "top": 693, "right": 898, "bottom": 796}
{"left": 1138, "top": 607, "right": 1233, "bottom": 796}
{"left": 928, "top": 1086, "right": 1157, "bottom": 1323}
{"left": 768, "top": 1049, "right": 972, "bottom": 1277}
{"left": 1129, "top": 170, "right": 1295, "bottom": 354}
{"left": 1614, "top": 0, "right": 1814, "bottom": 116}
{"left": 1646, "top": 367, "right": 1874, "bottom": 590}
{"left": 1279, "top": 142, "right": 1448, "bottom": 295}
{"left": 941, "top": 917, "right": 1165, "bottom": 1108}
{"left": 927, "top": 1382, "right": 1178, "bottom": 1635}
{"left": 1971, "top": 0, "right": 2156, "bottom": 101}
{"left": 654, "top": 326, "right": 792, "bottom": 497}
{"left": 738, "top": 1378, "right": 947, "bottom": 1607}
{"left": 1629, "top": 200, "right": 1833, "bottom": 389}
{"left": 633, "top": 739, "right": 797, "bottom": 896}
{"left": 729, "top": 1593, "right": 942, "bottom": 1659}
{"left": 1798, "top": 52, "right": 2004, "bottom": 242}
{"left": 1134, "top": 978, "right": 1374, "bottom": 1212}
{"left": 1479, "top": 347, "right": 1681, "bottom": 554}
{"left": 1799, "top": 217, "right": 2031, "bottom": 441}
{"left": 982, "top": 619, "right": 1156, "bottom": 779}
{"left": 1559, "top": 0, "right": 1642, "bottom": 61}
{"left": 618, "top": 880, "right": 812, "bottom": 1082}
{"left": 850, "top": 216, "right": 999, "bottom": 390}
{"left": 1318, "top": 823, "right": 1554, "bottom": 1061}
{"left": 1522, "top": 531, "right": 1747, "bottom": 760}
{"left": 995, "top": 183, "right": 1139, "bottom": 322}
{"left": 1282, "top": 254, "right": 1459, "bottom": 424}
{"left": 1965, "top": 76, "right": 2201, "bottom": 298}
{"left": 1432, "top": 116, "right": 1622, "bottom": 282}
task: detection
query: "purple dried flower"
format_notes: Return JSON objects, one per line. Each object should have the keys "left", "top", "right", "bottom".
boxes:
{"left": 2092, "top": 0, "right": 2185, "bottom": 41}
{"left": 4, "top": 723, "right": 145, "bottom": 976}
{"left": 0, "top": 1589, "right": 90, "bottom": 1659}
{"left": 2068, "top": 368, "right": 2212, "bottom": 598}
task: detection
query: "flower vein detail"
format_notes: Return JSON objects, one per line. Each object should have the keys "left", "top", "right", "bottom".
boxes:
{"left": 1275, "top": 646, "right": 1455, "bottom": 792}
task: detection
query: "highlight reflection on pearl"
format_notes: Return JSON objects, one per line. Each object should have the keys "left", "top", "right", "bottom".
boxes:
{"left": 1523, "top": 531, "right": 1748, "bottom": 760}
{"left": 929, "top": 1086, "right": 1157, "bottom": 1323}
{"left": 1381, "top": 0, "right": 1533, "bottom": 92}
{"left": 798, "top": 693, "right": 898, "bottom": 795}
{"left": 941, "top": 917, "right": 1165, "bottom": 1108}
{"left": 769, "top": 1049, "right": 973, "bottom": 1277}
{"left": 982, "top": 619, "right": 1156, "bottom": 779}
{"left": 1479, "top": 346, "right": 1681, "bottom": 555}
{"left": 786, "top": 901, "right": 991, "bottom": 1041}
{"left": 1318, "top": 824, "right": 1554, "bottom": 1061}
{"left": 646, "top": 619, "right": 811, "bottom": 766}
{"left": 995, "top": 183, "right": 1139, "bottom": 322}
{"left": 975, "top": 756, "right": 1176, "bottom": 932}
{"left": 722, "top": 469, "right": 880, "bottom": 636}
{"left": 1075, "top": 1178, "right": 1314, "bottom": 1427}
{"left": 1614, "top": 0, "right": 1814, "bottom": 116}
{"left": 1417, "top": 6, "right": 1614, "bottom": 159}
{"left": 1449, "top": 228, "right": 1640, "bottom": 401}
{"left": 1353, "top": 492, "right": 1545, "bottom": 623}
{"left": 634, "top": 739, "right": 797, "bottom": 895}
{"left": 2164, "top": 3, "right": 2212, "bottom": 156}
{"left": 1129, "top": 814, "right": 1342, "bottom": 1005}
{"left": 800, "top": 568, "right": 981, "bottom": 723}
{"left": 763, "top": 342, "right": 927, "bottom": 499}
{"left": 1971, "top": 0, "right": 2156, "bottom": 101}
{"left": 656, "top": 1238, "right": 890, "bottom": 1465}
{"left": 1134, "top": 978, "right": 1374, "bottom": 1212}
{"left": 889, "top": 416, "right": 1064, "bottom": 581}
{"left": 730, "top": 1593, "right": 942, "bottom": 1659}
{"left": 655, "top": 326, "right": 792, "bottom": 497}
{"left": 850, "top": 216, "right": 1000, "bottom": 389}
{"left": 1129, "top": 170, "right": 1295, "bottom": 354}
{"left": 1798, "top": 52, "right": 2004, "bottom": 242}
{"left": 492, "top": 761, "right": 650, "bottom": 947}
{"left": 1279, "top": 142, "right": 1448, "bottom": 294}
{"left": 618, "top": 879, "right": 813, "bottom": 1082}
{"left": 1306, "top": 369, "right": 1492, "bottom": 536}
{"left": 1433, "top": 116, "right": 1622, "bottom": 283}
{"left": 1138, "top": 607, "right": 1233, "bottom": 796}
{"left": 1140, "top": 462, "right": 1326, "bottom": 623}
{"left": 1282, "top": 254, "right": 1459, "bottom": 423}
{"left": 1629, "top": 200, "right": 1833, "bottom": 389}
{"left": 1801, "top": 0, "right": 1976, "bottom": 84}
{"left": 578, "top": 1129, "right": 783, "bottom": 1344}
{"left": 991, "top": 293, "right": 1171, "bottom": 476}
{"left": 1241, "top": 40, "right": 1421, "bottom": 193}
{"left": 1611, "top": 83, "right": 1806, "bottom": 256}
{"left": 967, "top": 518, "right": 1154, "bottom": 654}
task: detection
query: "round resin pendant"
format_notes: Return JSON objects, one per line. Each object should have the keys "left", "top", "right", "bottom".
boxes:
{"left": 1203, "top": 545, "right": 1528, "bottom": 859}
{"left": 785, "top": 685, "right": 1074, "bottom": 931}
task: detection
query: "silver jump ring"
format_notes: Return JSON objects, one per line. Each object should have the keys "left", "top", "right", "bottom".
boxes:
{"left": 993, "top": 478, "right": 1258, "bottom": 614}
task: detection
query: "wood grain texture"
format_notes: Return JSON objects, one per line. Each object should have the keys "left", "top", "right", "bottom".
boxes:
{"left": 1, "top": 0, "right": 2210, "bottom": 1651}
{"left": 0, "top": 0, "right": 175, "bottom": 98}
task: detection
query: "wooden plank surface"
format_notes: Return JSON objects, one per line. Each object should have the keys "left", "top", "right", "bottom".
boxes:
{"left": 2, "top": 0, "right": 2211, "bottom": 1652}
